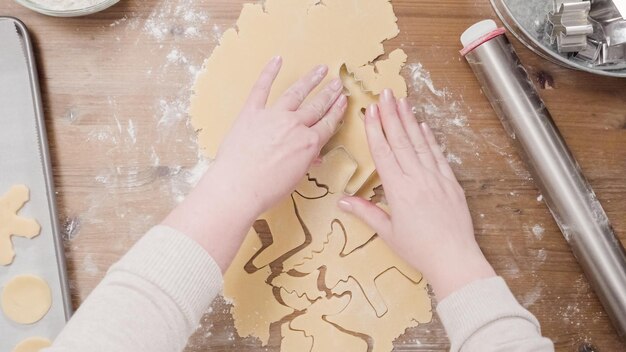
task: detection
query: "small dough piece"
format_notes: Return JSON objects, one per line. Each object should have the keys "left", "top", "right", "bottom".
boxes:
{"left": 12, "top": 337, "right": 52, "bottom": 352}
{"left": 0, "top": 185, "right": 41, "bottom": 266}
{"left": 1, "top": 275, "right": 52, "bottom": 324}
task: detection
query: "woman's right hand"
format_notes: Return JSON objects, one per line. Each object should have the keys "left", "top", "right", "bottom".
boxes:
{"left": 338, "top": 89, "right": 496, "bottom": 300}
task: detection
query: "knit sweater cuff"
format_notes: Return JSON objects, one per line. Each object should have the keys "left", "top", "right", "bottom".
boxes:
{"left": 436, "top": 276, "right": 540, "bottom": 351}
{"left": 109, "top": 225, "right": 223, "bottom": 326}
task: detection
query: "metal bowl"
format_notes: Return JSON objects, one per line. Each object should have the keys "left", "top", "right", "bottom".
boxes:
{"left": 14, "top": 0, "right": 119, "bottom": 17}
{"left": 491, "top": 0, "right": 626, "bottom": 78}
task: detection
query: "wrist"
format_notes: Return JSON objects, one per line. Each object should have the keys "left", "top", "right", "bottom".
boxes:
{"left": 423, "top": 246, "right": 496, "bottom": 301}
{"left": 161, "top": 166, "right": 260, "bottom": 271}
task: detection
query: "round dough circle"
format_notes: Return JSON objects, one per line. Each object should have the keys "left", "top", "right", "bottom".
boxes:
{"left": 12, "top": 337, "right": 52, "bottom": 352}
{"left": 1, "top": 275, "right": 52, "bottom": 324}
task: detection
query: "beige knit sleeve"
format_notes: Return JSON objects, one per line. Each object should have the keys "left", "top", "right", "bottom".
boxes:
{"left": 44, "top": 225, "right": 223, "bottom": 352}
{"left": 437, "top": 276, "right": 554, "bottom": 352}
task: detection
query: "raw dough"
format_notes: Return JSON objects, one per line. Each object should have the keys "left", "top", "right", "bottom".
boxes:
{"left": 1, "top": 275, "right": 52, "bottom": 324}
{"left": 0, "top": 185, "right": 41, "bottom": 266}
{"left": 194, "top": 0, "right": 433, "bottom": 350}
{"left": 12, "top": 337, "right": 52, "bottom": 352}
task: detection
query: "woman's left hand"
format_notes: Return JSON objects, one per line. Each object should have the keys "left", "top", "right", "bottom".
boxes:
{"left": 210, "top": 56, "right": 347, "bottom": 216}
{"left": 163, "top": 57, "right": 347, "bottom": 271}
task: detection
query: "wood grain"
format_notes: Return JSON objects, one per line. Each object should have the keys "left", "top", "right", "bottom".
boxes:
{"left": 0, "top": 0, "right": 624, "bottom": 351}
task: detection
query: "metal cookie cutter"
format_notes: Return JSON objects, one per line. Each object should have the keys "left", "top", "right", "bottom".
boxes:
{"left": 548, "top": 0, "right": 594, "bottom": 52}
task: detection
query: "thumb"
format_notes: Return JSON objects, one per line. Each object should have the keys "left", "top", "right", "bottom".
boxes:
{"left": 338, "top": 197, "right": 392, "bottom": 238}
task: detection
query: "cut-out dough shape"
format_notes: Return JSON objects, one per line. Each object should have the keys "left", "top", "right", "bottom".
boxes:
{"left": 0, "top": 185, "right": 41, "bottom": 266}
{"left": 224, "top": 229, "right": 295, "bottom": 345}
{"left": 1, "top": 275, "right": 52, "bottom": 325}
{"left": 294, "top": 223, "right": 422, "bottom": 317}
{"left": 290, "top": 295, "right": 368, "bottom": 352}
{"left": 271, "top": 219, "right": 349, "bottom": 301}
{"left": 328, "top": 273, "right": 432, "bottom": 352}
{"left": 286, "top": 147, "right": 378, "bottom": 269}
{"left": 12, "top": 337, "right": 52, "bottom": 352}
{"left": 249, "top": 176, "right": 327, "bottom": 269}
{"left": 280, "top": 324, "right": 313, "bottom": 352}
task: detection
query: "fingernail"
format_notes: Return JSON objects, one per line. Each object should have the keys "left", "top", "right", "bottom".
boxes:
{"left": 337, "top": 94, "right": 347, "bottom": 107}
{"left": 272, "top": 56, "right": 282, "bottom": 66}
{"left": 312, "top": 65, "right": 328, "bottom": 82}
{"left": 331, "top": 78, "right": 343, "bottom": 90}
{"left": 367, "top": 103, "right": 378, "bottom": 117}
{"left": 338, "top": 199, "right": 352, "bottom": 211}
{"left": 315, "top": 64, "right": 328, "bottom": 75}
{"left": 399, "top": 97, "right": 408, "bottom": 107}
{"left": 381, "top": 88, "right": 393, "bottom": 101}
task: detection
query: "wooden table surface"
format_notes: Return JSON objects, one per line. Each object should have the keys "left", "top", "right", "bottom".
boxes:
{"left": 1, "top": 0, "right": 625, "bottom": 351}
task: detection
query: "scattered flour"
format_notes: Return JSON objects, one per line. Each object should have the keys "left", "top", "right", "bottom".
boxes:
{"left": 82, "top": 254, "right": 100, "bottom": 276}
{"left": 532, "top": 224, "right": 545, "bottom": 240}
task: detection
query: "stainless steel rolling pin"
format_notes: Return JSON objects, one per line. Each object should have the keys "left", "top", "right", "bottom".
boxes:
{"left": 460, "top": 20, "right": 626, "bottom": 340}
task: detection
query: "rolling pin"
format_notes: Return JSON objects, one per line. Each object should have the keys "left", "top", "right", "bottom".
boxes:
{"left": 460, "top": 19, "right": 626, "bottom": 340}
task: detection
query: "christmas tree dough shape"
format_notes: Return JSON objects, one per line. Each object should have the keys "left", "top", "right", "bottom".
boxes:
{"left": 0, "top": 185, "right": 40, "bottom": 266}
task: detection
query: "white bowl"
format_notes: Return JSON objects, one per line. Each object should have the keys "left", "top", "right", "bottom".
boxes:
{"left": 14, "top": 0, "right": 120, "bottom": 17}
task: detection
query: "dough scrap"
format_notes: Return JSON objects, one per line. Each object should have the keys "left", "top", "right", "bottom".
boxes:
{"left": 12, "top": 337, "right": 52, "bottom": 352}
{"left": 0, "top": 185, "right": 41, "bottom": 266}
{"left": 1, "top": 275, "right": 52, "bottom": 325}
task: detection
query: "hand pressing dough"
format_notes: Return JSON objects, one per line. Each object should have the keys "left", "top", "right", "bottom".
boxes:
{"left": 190, "top": 0, "right": 404, "bottom": 168}
{"left": 1, "top": 275, "right": 52, "bottom": 324}
{"left": 0, "top": 185, "right": 41, "bottom": 266}
{"left": 328, "top": 274, "right": 432, "bottom": 352}
{"left": 12, "top": 337, "right": 52, "bottom": 352}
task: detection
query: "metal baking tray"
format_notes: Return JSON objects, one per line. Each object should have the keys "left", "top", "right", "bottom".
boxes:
{"left": 0, "top": 17, "right": 72, "bottom": 349}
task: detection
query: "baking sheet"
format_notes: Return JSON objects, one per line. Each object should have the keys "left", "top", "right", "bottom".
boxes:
{"left": 0, "top": 17, "right": 71, "bottom": 349}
